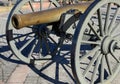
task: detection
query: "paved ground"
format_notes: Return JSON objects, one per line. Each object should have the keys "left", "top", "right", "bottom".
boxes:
{"left": 0, "top": 1, "right": 120, "bottom": 84}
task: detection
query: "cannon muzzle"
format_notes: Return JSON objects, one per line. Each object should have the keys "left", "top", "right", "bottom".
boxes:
{"left": 12, "top": 3, "right": 91, "bottom": 29}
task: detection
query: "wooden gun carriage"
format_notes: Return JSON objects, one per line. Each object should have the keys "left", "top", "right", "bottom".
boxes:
{"left": 6, "top": 0, "right": 120, "bottom": 84}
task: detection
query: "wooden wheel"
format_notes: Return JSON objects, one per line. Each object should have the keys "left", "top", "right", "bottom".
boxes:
{"left": 71, "top": 0, "right": 120, "bottom": 84}
{"left": 6, "top": 0, "right": 78, "bottom": 65}
{"left": 6, "top": 0, "right": 63, "bottom": 64}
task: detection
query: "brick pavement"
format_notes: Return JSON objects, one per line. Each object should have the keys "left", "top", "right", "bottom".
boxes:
{"left": 7, "top": 65, "right": 31, "bottom": 84}
{"left": 0, "top": 1, "right": 120, "bottom": 84}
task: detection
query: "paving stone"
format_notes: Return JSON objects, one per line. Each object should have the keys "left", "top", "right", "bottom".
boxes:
{"left": 1, "top": 3, "right": 120, "bottom": 84}
{"left": 24, "top": 76, "right": 39, "bottom": 84}
{"left": 7, "top": 65, "right": 30, "bottom": 84}
{"left": 1, "top": 63, "right": 18, "bottom": 82}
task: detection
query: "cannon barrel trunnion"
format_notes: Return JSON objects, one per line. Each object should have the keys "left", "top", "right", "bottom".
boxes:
{"left": 6, "top": 0, "right": 120, "bottom": 84}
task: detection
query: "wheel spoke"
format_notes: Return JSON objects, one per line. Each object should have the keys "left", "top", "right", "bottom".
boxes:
{"left": 110, "top": 49, "right": 120, "bottom": 63}
{"left": 48, "top": 1, "right": 53, "bottom": 9}
{"left": 91, "top": 53, "right": 102, "bottom": 84}
{"left": 39, "top": 61, "right": 54, "bottom": 71}
{"left": 105, "top": 54, "right": 113, "bottom": 75}
{"left": 97, "top": 9, "right": 104, "bottom": 36}
{"left": 112, "top": 23, "right": 120, "bottom": 38}
{"left": 6, "top": 0, "right": 65, "bottom": 70}
{"left": 28, "top": 39, "right": 39, "bottom": 59}
{"left": 81, "top": 40, "right": 100, "bottom": 45}
{"left": 55, "top": 62, "right": 59, "bottom": 81}
{"left": 104, "top": 3, "right": 111, "bottom": 35}
{"left": 113, "top": 34, "right": 120, "bottom": 40}
{"left": 28, "top": 1, "right": 35, "bottom": 12}
{"left": 39, "top": 0, "right": 42, "bottom": 11}
{"left": 101, "top": 55, "right": 105, "bottom": 83}
{"left": 80, "top": 46, "right": 100, "bottom": 61}
{"left": 19, "top": 10, "right": 23, "bottom": 14}
{"left": 51, "top": 37, "right": 65, "bottom": 56}
{"left": 82, "top": 51, "right": 101, "bottom": 77}
{"left": 110, "top": 23, "right": 120, "bottom": 36}
{"left": 88, "top": 21, "right": 101, "bottom": 40}
{"left": 50, "top": 0, "right": 60, "bottom": 7}
{"left": 19, "top": 36, "right": 36, "bottom": 52}
{"left": 13, "top": 32, "right": 35, "bottom": 40}
{"left": 116, "top": 42, "right": 120, "bottom": 49}
{"left": 48, "top": 35, "right": 57, "bottom": 45}
{"left": 61, "top": 64, "right": 75, "bottom": 81}
{"left": 108, "top": 7, "right": 120, "bottom": 34}
{"left": 70, "top": 1, "right": 120, "bottom": 84}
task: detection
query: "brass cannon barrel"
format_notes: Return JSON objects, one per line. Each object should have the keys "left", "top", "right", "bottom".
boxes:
{"left": 12, "top": 3, "right": 91, "bottom": 29}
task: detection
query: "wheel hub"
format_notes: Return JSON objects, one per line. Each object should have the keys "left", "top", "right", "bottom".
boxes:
{"left": 101, "top": 36, "right": 116, "bottom": 55}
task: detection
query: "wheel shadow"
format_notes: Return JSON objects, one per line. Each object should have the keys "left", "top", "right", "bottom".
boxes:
{"left": 0, "top": 34, "right": 27, "bottom": 83}
{"left": 0, "top": 33, "right": 76, "bottom": 84}
{"left": 0, "top": 33, "right": 110, "bottom": 84}
{"left": 28, "top": 43, "right": 76, "bottom": 84}
{"left": 0, "top": 34, "right": 26, "bottom": 64}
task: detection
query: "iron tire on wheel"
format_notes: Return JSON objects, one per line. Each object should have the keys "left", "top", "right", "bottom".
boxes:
{"left": 6, "top": 0, "right": 62, "bottom": 65}
{"left": 71, "top": 0, "right": 120, "bottom": 84}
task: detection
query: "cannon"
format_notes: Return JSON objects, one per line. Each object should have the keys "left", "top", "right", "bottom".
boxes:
{"left": 6, "top": 0, "right": 120, "bottom": 84}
